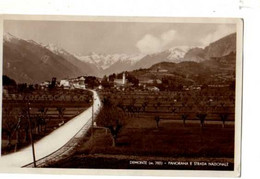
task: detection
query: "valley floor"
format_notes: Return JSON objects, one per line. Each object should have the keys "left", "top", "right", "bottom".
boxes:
{"left": 47, "top": 118, "right": 234, "bottom": 170}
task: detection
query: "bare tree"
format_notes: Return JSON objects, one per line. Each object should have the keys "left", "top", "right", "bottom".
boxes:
{"left": 39, "top": 107, "right": 48, "bottom": 133}
{"left": 57, "top": 107, "right": 66, "bottom": 124}
{"left": 19, "top": 110, "right": 30, "bottom": 142}
{"left": 219, "top": 113, "right": 229, "bottom": 128}
{"left": 141, "top": 101, "right": 148, "bottom": 112}
{"left": 2, "top": 106, "right": 20, "bottom": 146}
{"left": 154, "top": 115, "right": 160, "bottom": 128}
{"left": 181, "top": 113, "right": 189, "bottom": 126}
{"left": 196, "top": 113, "right": 207, "bottom": 128}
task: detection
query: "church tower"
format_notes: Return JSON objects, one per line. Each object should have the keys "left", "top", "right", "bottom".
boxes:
{"left": 122, "top": 72, "right": 126, "bottom": 85}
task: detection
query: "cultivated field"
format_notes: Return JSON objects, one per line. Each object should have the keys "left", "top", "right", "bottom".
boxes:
{"left": 48, "top": 87, "right": 235, "bottom": 170}
{"left": 1, "top": 88, "right": 93, "bottom": 154}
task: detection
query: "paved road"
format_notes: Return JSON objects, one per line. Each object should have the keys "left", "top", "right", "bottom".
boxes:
{"left": 0, "top": 90, "right": 101, "bottom": 168}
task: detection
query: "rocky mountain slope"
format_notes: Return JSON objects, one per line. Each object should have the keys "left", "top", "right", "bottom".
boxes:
{"left": 3, "top": 33, "right": 98, "bottom": 83}
{"left": 182, "top": 33, "right": 236, "bottom": 62}
{"left": 125, "top": 33, "right": 236, "bottom": 86}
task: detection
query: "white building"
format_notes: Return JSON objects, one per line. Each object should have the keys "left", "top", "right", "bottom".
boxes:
{"left": 147, "top": 86, "right": 160, "bottom": 92}
{"left": 114, "top": 72, "right": 127, "bottom": 86}
{"left": 40, "top": 81, "right": 50, "bottom": 88}
{"left": 72, "top": 76, "right": 86, "bottom": 89}
{"left": 60, "top": 79, "right": 70, "bottom": 88}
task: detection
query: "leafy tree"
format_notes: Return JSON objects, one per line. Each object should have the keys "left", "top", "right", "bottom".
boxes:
{"left": 101, "top": 75, "right": 111, "bottom": 89}
{"left": 3, "top": 75, "right": 16, "bottom": 86}
{"left": 201, "top": 84, "right": 208, "bottom": 90}
{"left": 28, "top": 84, "right": 35, "bottom": 92}
{"left": 85, "top": 76, "right": 100, "bottom": 89}
{"left": 126, "top": 74, "right": 139, "bottom": 87}
{"left": 108, "top": 73, "right": 116, "bottom": 82}
{"left": 96, "top": 98, "right": 127, "bottom": 147}
{"left": 17, "top": 83, "right": 28, "bottom": 93}
{"left": 48, "top": 77, "right": 57, "bottom": 90}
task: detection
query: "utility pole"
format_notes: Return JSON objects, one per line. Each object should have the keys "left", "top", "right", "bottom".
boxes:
{"left": 92, "top": 94, "right": 94, "bottom": 127}
{"left": 27, "top": 101, "right": 36, "bottom": 167}
{"left": 91, "top": 94, "right": 94, "bottom": 147}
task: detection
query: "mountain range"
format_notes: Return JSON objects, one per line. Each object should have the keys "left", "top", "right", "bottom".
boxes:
{"left": 3, "top": 33, "right": 99, "bottom": 83}
{"left": 2, "top": 32, "right": 236, "bottom": 84}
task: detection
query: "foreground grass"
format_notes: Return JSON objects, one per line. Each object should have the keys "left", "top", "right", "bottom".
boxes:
{"left": 48, "top": 117, "right": 234, "bottom": 169}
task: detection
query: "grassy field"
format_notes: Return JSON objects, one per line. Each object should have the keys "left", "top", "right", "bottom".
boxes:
{"left": 49, "top": 116, "right": 234, "bottom": 170}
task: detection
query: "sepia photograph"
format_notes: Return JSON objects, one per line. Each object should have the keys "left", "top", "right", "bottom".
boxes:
{"left": 0, "top": 16, "right": 242, "bottom": 176}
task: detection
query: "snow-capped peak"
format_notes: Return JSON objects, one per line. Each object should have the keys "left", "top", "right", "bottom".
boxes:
{"left": 26, "top": 39, "right": 41, "bottom": 46}
{"left": 44, "top": 43, "right": 67, "bottom": 55}
{"left": 168, "top": 46, "right": 191, "bottom": 53}
{"left": 76, "top": 53, "right": 145, "bottom": 70}
{"left": 166, "top": 46, "right": 191, "bottom": 61}
{"left": 3, "top": 32, "right": 18, "bottom": 42}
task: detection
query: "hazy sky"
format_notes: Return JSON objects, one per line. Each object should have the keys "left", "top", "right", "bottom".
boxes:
{"left": 4, "top": 20, "right": 236, "bottom": 55}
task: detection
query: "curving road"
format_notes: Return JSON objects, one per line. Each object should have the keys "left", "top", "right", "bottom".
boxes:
{"left": 0, "top": 90, "right": 101, "bottom": 168}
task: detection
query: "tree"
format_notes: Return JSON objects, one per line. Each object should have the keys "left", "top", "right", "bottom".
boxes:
{"left": 126, "top": 74, "right": 139, "bottom": 87}
{"left": 57, "top": 107, "right": 65, "bottom": 123}
{"left": 142, "top": 101, "right": 148, "bottom": 112}
{"left": 108, "top": 73, "right": 116, "bottom": 82}
{"left": 201, "top": 84, "right": 208, "bottom": 90}
{"left": 96, "top": 98, "right": 127, "bottom": 147}
{"left": 85, "top": 76, "right": 100, "bottom": 89}
{"left": 19, "top": 108, "right": 30, "bottom": 142}
{"left": 2, "top": 106, "right": 20, "bottom": 146}
{"left": 3, "top": 75, "right": 16, "bottom": 86}
{"left": 181, "top": 114, "right": 189, "bottom": 126}
{"left": 116, "top": 100, "right": 125, "bottom": 112}
{"left": 196, "top": 113, "right": 207, "bottom": 128}
{"left": 101, "top": 75, "right": 111, "bottom": 89}
{"left": 219, "top": 113, "right": 229, "bottom": 128}
{"left": 48, "top": 77, "right": 57, "bottom": 90}
{"left": 154, "top": 115, "right": 160, "bottom": 128}
{"left": 229, "top": 80, "right": 235, "bottom": 90}
{"left": 17, "top": 83, "right": 28, "bottom": 93}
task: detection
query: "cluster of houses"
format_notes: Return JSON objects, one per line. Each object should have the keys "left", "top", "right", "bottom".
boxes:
{"left": 40, "top": 76, "right": 86, "bottom": 90}
{"left": 38, "top": 65, "right": 229, "bottom": 92}
{"left": 38, "top": 72, "right": 162, "bottom": 92}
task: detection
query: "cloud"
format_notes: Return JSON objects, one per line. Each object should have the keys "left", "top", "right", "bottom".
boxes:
{"left": 136, "top": 30, "right": 177, "bottom": 54}
{"left": 160, "top": 30, "right": 177, "bottom": 45}
{"left": 136, "top": 34, "right": 161, "bottom": 54}
{"left": 200, "top": 25, "right": 236, "bottom": 47}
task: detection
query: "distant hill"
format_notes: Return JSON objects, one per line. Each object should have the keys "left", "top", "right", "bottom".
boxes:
{"left": 182, "top": 33, "right": 236, "bottom": 62}
{"left": 127, "top": 50, "right": 236, "bottom": 86}
{"left": 204, "top": 33, "right": 236, "bottom": 58}
{"left": 130, "top": 33, "right": 236, "bottom": 72}
{"left": 182, "top": 47, "right": 206, "bottom": 62}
